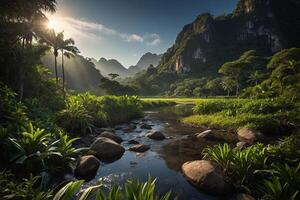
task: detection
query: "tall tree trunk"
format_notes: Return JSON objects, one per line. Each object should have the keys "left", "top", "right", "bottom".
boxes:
{"left": 19, "top": 68, "right": 24, "bottom": 101}
{"left": 54, "top": 55, "right": 58, "bottom": 85}
{"left": 61, "top": 50, "right": 66, "bottom": 99}
{"left": 227, "top": 90, "right": 230, "bottom": 97}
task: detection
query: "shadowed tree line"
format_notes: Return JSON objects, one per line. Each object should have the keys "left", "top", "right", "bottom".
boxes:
{"left": 0, "top": 0, "right": 79, "bottom": 100}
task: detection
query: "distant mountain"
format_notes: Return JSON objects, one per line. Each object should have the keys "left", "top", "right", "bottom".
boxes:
{"left": 157, "top": 0, "right": 300, "bottom": 76}
{"left": 92, "top": 58, "right": 133, "bottom": 78}
{"left": 41, "top": 54, "right": 103, "bottom": 94}
{"left": 128, "top": 52, "right": 162, "bottom": 74}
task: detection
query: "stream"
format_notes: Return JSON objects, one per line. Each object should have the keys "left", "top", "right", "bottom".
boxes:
{"left": 81, "top": 105, "right": 237, "bottom": 200}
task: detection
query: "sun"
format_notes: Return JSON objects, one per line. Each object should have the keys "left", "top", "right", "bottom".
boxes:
{"left": 47, "top": 19, "right": 60, "bottom": 30}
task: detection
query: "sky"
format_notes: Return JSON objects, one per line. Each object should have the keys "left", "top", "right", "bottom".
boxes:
{"left": 48, "top": 0, "right": 238, "bottom": 67}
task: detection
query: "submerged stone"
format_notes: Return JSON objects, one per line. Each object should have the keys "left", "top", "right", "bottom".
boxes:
{"left": 146, "top": 130, "right": 166, "bottom": 140}
{"left": 129, "top": 144, "right": 150, "bottom": 152}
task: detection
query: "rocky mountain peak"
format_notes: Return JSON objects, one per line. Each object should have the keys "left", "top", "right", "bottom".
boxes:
{"left": 158, "top": 0, "right": 300, "bottom": 76}
{"left": 99, "top": 57, "right": 107, "bottom": 62}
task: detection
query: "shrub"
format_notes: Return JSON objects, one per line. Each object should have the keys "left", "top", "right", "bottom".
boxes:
{"left": 202, "top": 134, "right": 300, "bottom": 199}
{"left": 0, "top": 172, "right": 52, "bottom": 200}
{"left": 58, "top": 97, "right": 93, "bottom": 135}
{"left": 57, "top": 94, "right": 143, "bottom": 134}
{"left": 0, "top": 83, "right": 28, "bottom": 131}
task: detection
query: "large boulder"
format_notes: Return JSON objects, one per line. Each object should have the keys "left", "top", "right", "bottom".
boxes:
{"left": 129, "top": 144, "right": 150, "bottom": 152}
{"left": 74, "top": 155, "right": 100, "bottom": 179}
{"left": 100, "top": 131, "right": 123, "bottom": 143}
{"left": 182, "top": 160, "right": 231, "bottom": 194}
{"left": 237, "top": 128, "right": 262, "bottom": 143}
{"left": 146, "top": 131, "right": 166, "bottom": 140}
{"left": 90, "top": 137, "right": 125, "bottom": 159}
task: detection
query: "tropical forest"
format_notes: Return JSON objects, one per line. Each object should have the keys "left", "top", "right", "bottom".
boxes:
{"left": 0, "top": 0, "right": 300, "bottom": 199}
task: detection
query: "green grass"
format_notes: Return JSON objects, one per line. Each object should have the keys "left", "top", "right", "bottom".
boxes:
{"left": 181, "top": 98, "right": 299, "bottom": 134}
{"left": 141, "top": 99, "right": 176, "bottom": 109}
{"left": 141, "top": 97, "right": 233, "bottom": 105}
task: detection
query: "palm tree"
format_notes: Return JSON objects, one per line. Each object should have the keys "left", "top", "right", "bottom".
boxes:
{"left": 248, "top": 70, "right": 265, "bottom": 86}
{"left": 39, "top": 29, "right": 64, "bottom": 85}
{"left": 59, "top": 35, "right": 79, "bottom": 97}
{"left": 222, "top": 77, "right": 236, "bottom": 96}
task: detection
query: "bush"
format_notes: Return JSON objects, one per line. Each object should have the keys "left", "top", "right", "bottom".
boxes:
{"left": 57, "top": 94, "right": 143, "bottom": 134}
{"left": 0, "top": 172, "right": 53, "bottom": 200}
{"left": 58, "top": 97, "right": 93, "bottom": 135}
{"left": 0, "top": 83, "right": 28, "bottom": 131}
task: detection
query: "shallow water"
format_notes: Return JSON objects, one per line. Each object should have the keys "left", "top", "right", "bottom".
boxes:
{"left": 82, "top": 105, "right": 236, "bottom": 200}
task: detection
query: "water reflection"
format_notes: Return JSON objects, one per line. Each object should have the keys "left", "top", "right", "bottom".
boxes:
{"left": 82, "top": 105, "right": 235, "bottom": 199}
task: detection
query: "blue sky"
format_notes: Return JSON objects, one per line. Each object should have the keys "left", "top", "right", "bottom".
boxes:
{"left": 49, "top": 0, "right": 238, "bottom": 67}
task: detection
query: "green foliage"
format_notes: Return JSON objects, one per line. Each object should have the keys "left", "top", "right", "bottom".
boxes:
{"left": 58, "top": 94, "right": 143, "bottom": 134}
{"left": 244, "top": 48, "right": 300, "bottom": 100}
{"left": 185, "top": 98, "right": 299, "bottom": 134}
{"left": 58, "top": 97, "right": 93, "bottom": 135}
{"left": 100, "top": 77, "right": 137, "bottom": 95}
{"left": 54, "top": 176, "right": 173, "bottom": 200}
{"left": 45, "top": 130, "right": 85, "bottom": 172}
{"left": 203, "top": 143, "right": 233, "bottom": 171}
{"left": 0, "top": 172, "right": 53, "bottom": 200}
{"left": 168, "top": 78, "right": 208, "bottom": 97}
{"left": 202, "top": 134, "right": 300, "bottom": 199}
{"left": 0, "top": 83, "right": 28, "bottom": 131}
{"left": 9, "top": 123, "right": 51, "bottom": 172}
{"left": 141, "top": 100, "right": 176, "bottom": 109}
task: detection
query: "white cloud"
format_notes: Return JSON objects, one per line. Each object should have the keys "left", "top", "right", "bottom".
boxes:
{"left": 120, "top": 33, "right": 144, "bottom": 42}
{"left": 144, "top": 33, "right": 161, "bottom": 46}
{"left": 50, "top": 15, "right": 161, "bottom": 45}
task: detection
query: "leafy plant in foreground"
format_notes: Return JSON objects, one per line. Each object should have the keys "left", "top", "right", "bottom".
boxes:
{"left": 54, "top": 177, "right": 173, "bottom": 200}
{"left": 9, "top": 123, "right": 51, "bottom": 173}
{"left": 0, "top": 172, "right": 52, "bottom": 200}
{"left": 45, "top": 130, "right": 86, "bottom": 172}
{"left": 202, "top": 143, "right": 233, "bottom": 173}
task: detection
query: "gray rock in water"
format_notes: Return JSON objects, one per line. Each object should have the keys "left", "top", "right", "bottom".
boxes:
{"left": 182, "top": 160, "right": 232, "bottom": 195}
{"left": 128, "top": 139, "right": 139, "bottom": 144}
{"left": 100, "top": 131, "right": 123, "bottom": 143}
{"left": 129, "top": 144, "right": 150, "bottom": 152}
{"left": 124, "top": 124, "right": 137, "bottom": 133}
{"left": 74, "top": 155, "right": 100, "bottom": 179}
{"left": 140, "top": 123, "right": 152, "bottom": 129}
{"left": 90, "top": 137, "right": 125, "bottom": 159}
{"left": 146, "top": 131, "right": 166, "bottom": 140}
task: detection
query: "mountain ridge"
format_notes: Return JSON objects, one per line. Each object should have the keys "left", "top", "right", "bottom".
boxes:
{"left": 157, "top": 0, "right": 300, "bottom": 76}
